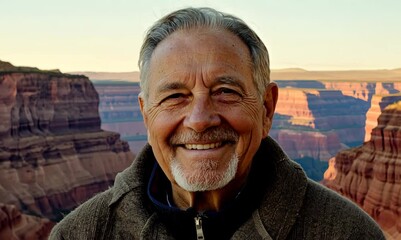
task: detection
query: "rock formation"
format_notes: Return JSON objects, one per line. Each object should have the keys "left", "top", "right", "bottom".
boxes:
{"left": 364, "top": 94, "right": 401, "bottom": 142}
{"left": 0, "top": 203, "right": 55, "bottom": 240}
{"left": 322, "top": 81, "right": 376, "bottom": 101}
{"left": 273, "top": 80, "right": 401, "bottom": 153}
{"left": 0, "top": 61, "right": 135, "bottom": 222}
{"left": 271, "top": 88, "right": 369, "bottom": 161}
{"left": 324, "top": 100, "right": 401, "bottom": 239}
{"left": 93, "top": 80, "right": 147, "bottom": 153}
{"left": 271, "top": 80, "right": 400, "bottom": 182}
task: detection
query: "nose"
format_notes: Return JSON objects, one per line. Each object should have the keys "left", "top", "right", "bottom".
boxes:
{"left": 183, "top": 95, "right": 221, "bottom": 132}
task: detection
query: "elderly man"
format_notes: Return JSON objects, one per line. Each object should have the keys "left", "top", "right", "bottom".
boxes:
{"left": 50, "top": 7, "right": 385, "bottom": 239}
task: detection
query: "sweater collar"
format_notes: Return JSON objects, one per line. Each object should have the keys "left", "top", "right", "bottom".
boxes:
{"left": 251, "top": 137, "right": 308, "bottom": 240}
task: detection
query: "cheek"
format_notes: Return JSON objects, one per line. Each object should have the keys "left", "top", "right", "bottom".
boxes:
{"left": 146, "top": 107, "right": 175, "bottom": 135}
{"left": 227, "top": 102, "right": 264, "bottom": 134}
{"left": 224, "top": 103, "right": 265, "bottom": 156}
{"left": 146, "top": 108, "right": 183, "bottom": 157}
{"left": 146, "top": 113, "right": 175, "bottom": 179}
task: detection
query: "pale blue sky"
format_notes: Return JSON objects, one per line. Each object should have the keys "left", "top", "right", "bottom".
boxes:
{"left": 1, "top": 0, "right": 400, "bottom": 72}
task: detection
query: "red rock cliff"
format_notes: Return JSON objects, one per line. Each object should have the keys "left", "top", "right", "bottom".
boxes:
{"left": 273, "top": 80, "right": 401, "bottom": 162}
{"left": 364, "top": 94, "right": 401, "bottom": 142}
{"left": 324, "top": 100, "right": 401, "bottom": 239}
{"left": 0, "top": 203, "right": 55, "bottom": 240}
{"left": 0, "top": 62, "right": 135, "bottom": 222}
{"left": 323, "top": 81, "right": 376, "bottom": 101}
{"left": 271, "top": 88, "right": 368, "bottom": 161}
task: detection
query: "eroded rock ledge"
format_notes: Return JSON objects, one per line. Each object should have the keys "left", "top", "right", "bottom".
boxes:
{"left": 0, "top": 61, "right": 135, "bottom": 224}
{"left": 324, "top": 100, "right": 401, "bottom": 239}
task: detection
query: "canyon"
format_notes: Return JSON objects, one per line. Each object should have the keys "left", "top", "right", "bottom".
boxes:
{"left": 324, "top": 100, "right": 401, "bottom": 239}
{"left": 0, "top": 61, "right": 135, "bottom": 239}
{"left": 93, "top": 80, "right": 147, "bottom": 153}
{"left": 1, "top": 62, "right": 400, "bottom": 238}
{"left": 272, "top": 79, "right": 400, "bottom": 178}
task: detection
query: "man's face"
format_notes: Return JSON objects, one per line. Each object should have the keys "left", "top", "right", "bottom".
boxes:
{"left": 139, "top": 28, "right": 276, "bottom": 192}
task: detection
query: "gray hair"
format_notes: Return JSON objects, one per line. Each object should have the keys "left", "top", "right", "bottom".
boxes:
{"left": 138, "top": 7, "right": 270, "bottom": 101}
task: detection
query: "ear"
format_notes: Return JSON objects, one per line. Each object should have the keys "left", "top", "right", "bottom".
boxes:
{"left": 138, "top": 94, "right": 152, "bottom": 145}
{"left": 138, "top": 93, "right": 148, "bottom": 127}
{"left": 262, "top": 82, "right": 278, "bottom": 138}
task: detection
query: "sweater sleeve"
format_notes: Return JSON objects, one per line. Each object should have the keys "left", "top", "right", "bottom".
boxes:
{"left": 345, "top": 215, "right": 386, "bottom": 240}
{"left": 295, "top": 180, "right": 386, "bottom": 239}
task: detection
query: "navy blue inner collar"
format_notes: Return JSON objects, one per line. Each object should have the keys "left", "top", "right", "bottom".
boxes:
{"left": 147, "top": 162, "right": 186, "bottom": 213}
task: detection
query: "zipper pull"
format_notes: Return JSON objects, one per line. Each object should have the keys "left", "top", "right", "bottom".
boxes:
{"left": 194, "top": 216, "right": 205, "bottom": 240}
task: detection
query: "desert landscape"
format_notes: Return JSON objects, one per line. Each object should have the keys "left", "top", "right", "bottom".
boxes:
{"left": 1, "top": 60, "right": 401, "bottom": 239}
{"left": 0, "top": 61, "right": 135, "bottom": 239}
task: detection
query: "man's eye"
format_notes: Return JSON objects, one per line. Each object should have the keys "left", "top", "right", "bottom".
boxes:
{"left": 214, "top": 88, "right": 240, "bottom": 96}
{"left": 160, "top": 93, "right": 186, "bottom": 105}
{"left": 166, "top": 93, "right": 184, "bottom": 99}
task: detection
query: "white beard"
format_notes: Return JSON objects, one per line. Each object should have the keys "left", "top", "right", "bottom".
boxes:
{"left": 170, "top": 153, "right": 239, "bottom": 192}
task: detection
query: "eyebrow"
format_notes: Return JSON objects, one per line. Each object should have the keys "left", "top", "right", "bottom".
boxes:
{"left": 156, "top": 82, "right": 187, "bottom": 94}
{"left": 214, "top": 76, "right": 246, "bottom": 92}
{"left": 155, "top": 76, "right": 246, "bottom": 93}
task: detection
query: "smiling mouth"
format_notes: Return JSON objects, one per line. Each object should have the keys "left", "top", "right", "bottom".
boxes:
{"left": 184, "top": 142, "right": 223, "bottom": 150}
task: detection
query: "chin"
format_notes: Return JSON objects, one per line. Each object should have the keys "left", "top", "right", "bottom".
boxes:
{"left": 171, "top": 153, "right": 239, "bottom": 192}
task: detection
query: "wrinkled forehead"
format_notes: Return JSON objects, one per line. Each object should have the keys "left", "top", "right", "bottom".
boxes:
{"left": 147, "top": 27, "right": 253, "bottom": 87}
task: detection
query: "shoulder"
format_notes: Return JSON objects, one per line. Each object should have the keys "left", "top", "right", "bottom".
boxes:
{"left": 49, "top": 188, "right": 113, "bottom": 239}
{"left": 297, "top": 179, "right": 385, "bottom": 239}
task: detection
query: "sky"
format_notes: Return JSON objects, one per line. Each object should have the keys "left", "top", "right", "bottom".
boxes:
{"left": 1, "top": 0, "right": 400, "bottom": 72}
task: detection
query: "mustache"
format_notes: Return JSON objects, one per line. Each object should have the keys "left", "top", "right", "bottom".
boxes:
{"left": 170, "top": 127, "right": 239, "bottom": 144}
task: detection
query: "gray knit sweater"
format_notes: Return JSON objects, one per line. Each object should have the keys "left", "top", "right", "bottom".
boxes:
{"left": 49, "top": 137, "right": 385, "bottom": 239}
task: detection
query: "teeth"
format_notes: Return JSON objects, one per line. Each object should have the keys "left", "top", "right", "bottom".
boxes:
{"left": 185, "top": 142, "right": 222, "bottom": 150}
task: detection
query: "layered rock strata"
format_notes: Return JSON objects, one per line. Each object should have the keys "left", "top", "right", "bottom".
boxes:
{"left": 273, "top": 80, "right": 401, "bottom": 156}
{"left": 324, "top": 100, "right": 401, "bottom": 239}
{"left": 93, "top": 80, "right": 147, "bottom": 153}
{"left": 276, "top": 80, "right": 401, "bottom": 102}
{"left": 322, "top": 81, "right": 376, "bottom": 101}
{"left": 0, "top": 61, "right": 135, "bottom": 222}
{"left": 271, "top": 88, "right": 368, "bottom": 162}
{"left": 365, "top": 94, "right": 401, "bottom": 142}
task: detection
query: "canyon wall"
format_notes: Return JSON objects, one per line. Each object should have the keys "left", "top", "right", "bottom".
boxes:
{"left": 93, "top": 81, "right": 147, "bottom": 153}
{"left": 324, "top": 100, "right": 401, "bottom": 239}
{"left": 0, "top": 62, "right": 135, "bottom": 224}
{"left": 364, "top": 94, "right": 401, "bottom": 142}
{"left": 272, "top": 80, "right": 400, "bottom": 181}
{"left": 322, "top": 81, "right": 376, "bottom": 101}
{"left": 272, "top": 87, "right": 368, "bottom": 148}
{"left": 274, "top": 80, "right": 401, "bottom": 153}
